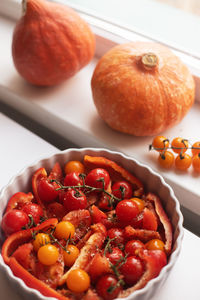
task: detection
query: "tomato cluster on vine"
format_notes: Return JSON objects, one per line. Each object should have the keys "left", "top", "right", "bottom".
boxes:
{"left": 150, "top": 136, "right": 200, "bottom": 172}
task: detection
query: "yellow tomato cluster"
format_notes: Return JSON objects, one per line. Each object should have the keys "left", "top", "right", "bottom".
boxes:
{"left": 32, "top": 221, "right": 90, "bottom": 293}
{"left": 151, "top": 136, "right": 200, "bottom": 172}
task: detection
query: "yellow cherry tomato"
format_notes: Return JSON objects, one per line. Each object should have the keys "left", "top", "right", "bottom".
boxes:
{"left": 171, "top": 137, "right": 189, "bottom": 154}
{"left": 145, "top": 239, "right": 165, "bottom": 251}
{"left": 33, "top": 233, "right": 51, "bottom": 252}
{"left": 37, "top": 244, "right": 59, "bottom": 265}
{"left": 158, "top": 151, "right": 174, "bottom": 169}
{"left": 152, "top": 136, "right": 169, "bottom": 152}
{"left": 54, "top": 221, "right": 75, "bottom": 240}
{"left": 192, "top": 141, "right": 200, "bottom": 156}
{"left": 131, "top": 197, "right": 145, "bottom": 212}
{"left": 63, "top": 245, "right": 80, "bottom": 267}
{"left": 66, "top": 269, "right": 90, "bottom": 293}
{"left": 64, "top": 160, "right": 85, "bottom": 175}
{"left": 175, "top": 153, "right": 192, "bottom": 171}
{"left": 192, "top": 154, "right": 200, "bottom": 172}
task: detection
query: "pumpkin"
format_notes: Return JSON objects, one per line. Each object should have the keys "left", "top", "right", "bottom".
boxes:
{"left": 12, "top": 0, "right": 95, "bottom": 86}
{"left": 91, "top": 42, "right": 195, "bottom": 136}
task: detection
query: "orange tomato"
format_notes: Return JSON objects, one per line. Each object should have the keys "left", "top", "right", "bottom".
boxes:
{"left": 145, "top": 239, "right": 165, "bottom": 251}
{"left": 171, "top": 137, "right": 189, "bottom": 154}
{"left": 175, "top": 153, "right": 192, "bottom": 171}
{"left": 37, "top": 244, "right": 59, "bottom": 265}
{"left": 192, "top": 141, "right": 200, "bottom": 156}
{"left": 33, "top": 233, "right": 50, "bottom": 252}
{"left": 54, "top": 221, "right": 75, "bottom": 240}
{"left": 131, "top": 197, "right": 145, "bottom": 212}
{"left": 66, "top": 269, "right": 90, "bottom": 292}
{"left": 158, "top": 151, "right": 174, "bottom": 169}
{"left": 192, "top": 154, "right": 200, "bottom": 172}
{"left": 152, "top": 136, "right": 169, "bottom": 152}
{"left": 64, "top": 161, "right": 85, "bottom": 175}
{"left": 63, "top": 245, "right": 79, "bottom": 267}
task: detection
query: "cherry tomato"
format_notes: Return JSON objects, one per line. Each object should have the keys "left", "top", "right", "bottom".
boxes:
{"left": 112, "top": 181, "right": 132, "bottom": 200}
{"left": 37, "top": 177, "right": 59, "bottom": 203}
{"left": 121, "top": 256, "right": 144, "bottom": 285}
{"left": 116, "top": 199, "right": 139, "bottom": 223}
{"left": 22, "top": 202, "right": 43, "bottom": 225}
{"left": 33, "top": 233, "right": 51, "bottom": 251}
{"left": 192, "top": 141, "right": 200, "bottom": 156}
{"left": 125, "top": 240, "right": 145, "bottom": 256}
{"left": 158, "top": 151, "right": 174, "bottom": 169}
{"left": 107, "top": 228, "right": 125, "bottom": 248}
{"left": 37, "top": 244, "right": 59, "bottom": 265}
{"left": 145, "top": 239, "right": 165, "bottom": 251}
{"left": 85, "top": 168, "right": 110, "bottom": 190}
{"left": 66, "top": 269, "right": 90, "bottom": 293}
{"left": 130, "top": 198, "right": 145, "bottom": 212}
{"left": 152, "top": 136, "right": 169, "bottom": 152}
{"left": 105, "top": 247, "right": 124, "bottom": 265}
{"left": 1, "top": 209, "right": 29, "bottom": 236}
{"left": 6, "top": 192, "right": 33, "bottom": 213}
{"left": 192, "top": 154, "right": 200, "bottom": 172}
{"left": 63, "top": 172, "right": 83, "bottom": 187}
{"left": 171, "top": 137, "right": 189, "bottom": 154}
{"left": 62, "top": 189, "right": 87, "bottom": 212}
{"left": 54, "top": 221, "right": 75, "bottom": 240}
{"left": 63, "top": 244, "right": 80, "bottom": 267}
{"left": 98, "top": 194, "right": 113, "bottom": 211}
{"left": 96, "top": 274, "right": 122, "bottom": 300}
{"left": 64, "top": 160, "right": 85, "bottom": 175}
{"left": 175, "top": 153, "right": 192, "bottom": 171}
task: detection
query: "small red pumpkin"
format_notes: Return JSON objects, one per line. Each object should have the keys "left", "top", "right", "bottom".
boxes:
{"left": 91, "top": 42, "right": 195, "bottom": 136}
{"left": 12, "top": 0, "right": 95, "bottom": 86}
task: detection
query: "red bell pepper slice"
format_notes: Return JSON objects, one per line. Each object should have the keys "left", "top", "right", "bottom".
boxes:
{"left": 124, "top": 225, "right": 161, "bottom": 243}
{"left": 146, "top": 193, "right": 173, "bottom": 255}
{"left": 32, "top": 167, "right": 47, "bottom": 209}
{"left": 1, "top": 218, "right": 70, "bottom": 300}
{"left": 32, "top": 163, "right": 63, "bottom": 215}
{"left": 84, "top": 155, "right": 144, "bottom": 196}
{"left": 5, "top": 192, "right": 34, "bottom": 213}
{"left": 90, "top": 205, "right": 107, "bottom": 224}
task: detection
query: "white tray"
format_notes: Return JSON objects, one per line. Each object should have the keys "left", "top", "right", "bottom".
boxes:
{"left": 0, "top": 9, "right": 200, "bottom": 218}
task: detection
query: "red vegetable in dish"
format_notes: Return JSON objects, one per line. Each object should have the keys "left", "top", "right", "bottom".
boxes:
{"left": 1, "top": 155, "right": 173, "bottom": 300}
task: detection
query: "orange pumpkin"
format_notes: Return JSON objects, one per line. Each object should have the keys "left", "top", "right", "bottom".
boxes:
{"left": 91, "top": 42, "right": 195, "bottom": 136}
{"left": 12, "top": 0, "right": 95, "bottom": 86}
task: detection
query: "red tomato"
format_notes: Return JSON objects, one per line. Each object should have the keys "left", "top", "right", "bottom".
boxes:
{"left": 85, "top": 168, "right": 110, "bottom": 190}
{"left": 112, "top": 181, "right": 132, "bottom": 200}
{"left": 46, "top": 202, "right": 68, "bottom": 221}
{"left": 121, "top": 256, "right": 144, "bottom": 285}
{"left": 116, "top": 199, "right": 139, "bottom": 223}
{"left": 98, "top": 194, "right": 113, "bottom": 211}
{"left": 96, "top": 274, "right": 122, "bottom": 300}
{"left": 63, "top": 189, "right": 87, "bottom": 212}
{"left": 21, "top": 202, "right": 43, "bottom": 225}
{"left": 125, "top": 240, "right": 145, "bottom": 256}
{"left": 107, "top": 228, "right": 125, "bottom": 248}
{"left": 37, "top": 178, "right": 59, "bottom": 203}
{"left": 64, "top": 172, "right": 83, "bottom": 187}
{"left": 105, "top": 247, "right": 124, "bottom": 265}
{"left": 6, "top": 192, "right": 34, "bottom": 213}
{"left": 1, "top": 209, "right": 29, "bottom": 235}
{"left": 90, "top": 205, "right": 107, "bottom": 224}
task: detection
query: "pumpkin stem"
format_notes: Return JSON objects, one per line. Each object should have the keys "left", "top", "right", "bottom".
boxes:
{"left": 141, "top": 53, "right": 158, "bottom": 70}
{"left": 22, "top": 0, "right": 27, "bottom": 16}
